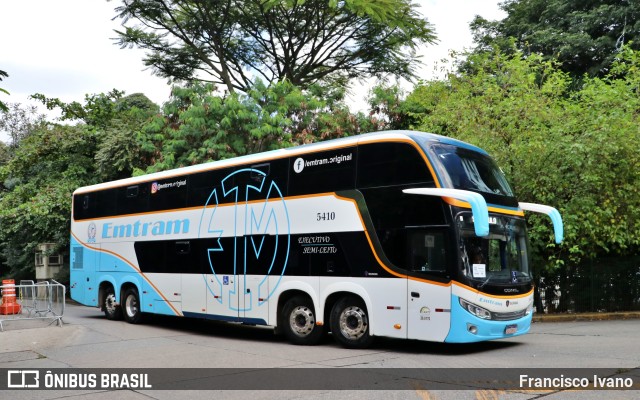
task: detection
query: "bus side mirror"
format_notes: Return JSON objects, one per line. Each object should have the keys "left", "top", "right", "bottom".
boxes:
{"left": 519, "top": 203, "right": 564, "bottom": 244}
{"left": 403, "top": 188, "right": 489, "bottom": 237}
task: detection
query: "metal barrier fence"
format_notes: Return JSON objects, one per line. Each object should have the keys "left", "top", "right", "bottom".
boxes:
{"left": 0, "top": 280, "right": 65, "bottom": 331}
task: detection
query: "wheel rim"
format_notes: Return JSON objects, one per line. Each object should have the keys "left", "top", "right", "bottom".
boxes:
{"left": 105, "top": 293, "right": 117, "bottom": 315}
{"left": 289, "top": 306, "right": 315, "bottom": 337}
{"left": 125, "top": 294, "right": 138, "bottom": 318}
{"left": 338, "top": 306, "right": 368, "bottom": 340}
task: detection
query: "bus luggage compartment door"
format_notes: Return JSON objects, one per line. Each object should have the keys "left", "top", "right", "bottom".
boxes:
{"left": 407, "top": 279, "right": 451, "bottom": 342}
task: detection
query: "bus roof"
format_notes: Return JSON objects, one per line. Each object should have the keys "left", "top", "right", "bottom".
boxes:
{"left": 73, "top": 130, "right": 486, "bottom": 195}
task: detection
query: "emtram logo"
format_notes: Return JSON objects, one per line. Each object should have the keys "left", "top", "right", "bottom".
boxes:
{"left": 87, "top": 222, "right": 97, "bottom": 243}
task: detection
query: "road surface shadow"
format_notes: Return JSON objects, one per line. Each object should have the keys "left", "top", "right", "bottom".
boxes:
{"left": 98, "top": 312, "right": 524, "bottom": 354}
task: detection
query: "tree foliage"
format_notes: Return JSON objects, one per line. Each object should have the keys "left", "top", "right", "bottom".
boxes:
{"left": 0, "top": 91, "right": 159, "bottom": 280}
{"left": 112, "top": 0, "right": 436, "bottom": 93}
{"left": 0, "top": 103, "right": 47, "bottom": 149}
{"left": 470, "top": 0, "right": 640, "bottom": 77}
{"left": 139, "top": 80, "right": 372, "bottom": 172}
{"left": 0, "top": 69, "right": 9, "bottom": 113}
{"left": 32, "top": 89, "right": 127, "bottom": 128}
{"left": 0, "top": 124, "right": 98, "bottom": 279}
{"left": 32, "top": 91, "right": 159, "bottom": 180}
{"left": 402, "top": 47, "right": 640, "bottom": 277}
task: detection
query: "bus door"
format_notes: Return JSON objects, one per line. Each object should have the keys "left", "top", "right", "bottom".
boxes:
{"left": 176, "top": 240, "right": 206, "bottom": 316}
{"left": 204, "top": 235, "right": 270, "bottom": 323}
{"left": 405, "top": 229, "right": 452, "bottom": 342}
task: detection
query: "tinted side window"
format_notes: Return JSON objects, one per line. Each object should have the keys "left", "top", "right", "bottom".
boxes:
{"left": 406, "top": 229, "right": 448, "bottom": 273}
{"left": 361, "top": 187, "right": 447, "bottom": 270}
{"left": 187, "top": 168, "right": 235, "bottom": 207}
{"left": 73, "top": 192, "right": 97, "bottom": 220}
{"left": 117, "top": 184, "right": 149, "bottom": 215}
{"left": 357, "top": 142, "right": 433, "bottom": 188}
{"left": 234, "top": 159, "right": 289, "bottom": 202}
{"left": 73, "top": 189, "right": 120, "bottom": 220}
{"left": 289, "top": 147, "right": 356, "bottom": 195}
{"left": 97, "top": 189, "right": 118, "bottom": 218}
{"left": 361, "top": 187, "right": 446, "bottom": 230}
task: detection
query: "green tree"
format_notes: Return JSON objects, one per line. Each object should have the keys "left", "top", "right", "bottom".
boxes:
{"left": 0, "top": 103, "right": 47, "bottom": 149}
{"left": 32, "top": 91, "right": 159, "bottom": 180}
{"left": 32, "top": 89, "right": 126, "bottom": 128}
{"left": 139, "top": 80, "right": 371, "bottom": 172}
{"left": 0, "top": 124, "right": 98, "bottom": 280}
{"left": 404, "top": 48, "right": 640, "bottom": 311}
{"left": 94, "top": 93, "right": 160, "bottom": 180}
{"left": 0, "top": 91, "right": 159, "bottom": 280}
{"left": 0, "top": 69, "right": 9, "bottom": 112}
{"left": 470, "top": 0, "right": 640, "bottom": 77}
{"left": 113, "top": 0, "right": 436, "bottom": 93}
{"left": 365, "top": 84, "right": 411, "bottom": 131}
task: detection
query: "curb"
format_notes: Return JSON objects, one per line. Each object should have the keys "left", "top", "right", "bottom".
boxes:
{"left": 533, "top": 311, "right": 640, "bottom": 323}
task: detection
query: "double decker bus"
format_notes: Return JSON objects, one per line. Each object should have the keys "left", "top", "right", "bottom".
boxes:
{"left": 70, "top": 130, "right": 563, "bottom": 348}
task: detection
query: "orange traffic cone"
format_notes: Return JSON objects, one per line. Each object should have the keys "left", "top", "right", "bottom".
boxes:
{"left": 0, "top": 279, "right": 22, "bottom": 315}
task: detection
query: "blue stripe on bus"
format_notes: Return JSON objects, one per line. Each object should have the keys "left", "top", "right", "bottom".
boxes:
{"left": 70, "top": 236, "right": 180, "bottom": 316}
{"left": 444, "top": 295, "right": 533, "bottom": 343}
{"left": 182, "top": 311, "right": 267, "bottom": 325}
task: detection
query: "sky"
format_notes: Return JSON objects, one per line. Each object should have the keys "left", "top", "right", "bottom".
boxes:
{"left": 0, "top": 0, "right": 506, "bottom": 124}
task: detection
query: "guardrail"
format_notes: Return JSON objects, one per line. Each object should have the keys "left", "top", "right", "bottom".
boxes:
{"left": 0, "top": 280, "right": 65, "bottom": 331}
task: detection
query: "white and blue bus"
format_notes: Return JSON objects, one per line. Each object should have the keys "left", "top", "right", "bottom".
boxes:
{"left": 70, "top": 130, "right": 563, "bottom": 348}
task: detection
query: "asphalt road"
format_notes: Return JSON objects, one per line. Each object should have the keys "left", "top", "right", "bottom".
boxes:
{"left": 1, "top": 303, "right": 639, "bottom": 399}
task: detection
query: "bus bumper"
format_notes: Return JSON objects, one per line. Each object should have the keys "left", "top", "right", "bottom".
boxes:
{"left": 444, "top": 295, "right": 533, "bottom": 343}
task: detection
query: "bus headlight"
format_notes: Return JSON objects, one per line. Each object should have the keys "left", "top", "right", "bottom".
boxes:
{"left": 525, "top": 301, "right": 534, "bottom": 316}
{"left": 459, "top": 298, "right": 491, "bottom": 320}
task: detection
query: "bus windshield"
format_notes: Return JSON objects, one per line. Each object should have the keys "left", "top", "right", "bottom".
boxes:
{"left": 431, "top": 144, "right": 514, "bottom": 197}
{"left": 457, "top": 213, "right": 531, "bottom": 286}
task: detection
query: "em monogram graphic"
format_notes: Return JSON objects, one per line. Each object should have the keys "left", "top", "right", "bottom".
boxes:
{"left": 198, "top": 168, "right": 291, "bottom": 312}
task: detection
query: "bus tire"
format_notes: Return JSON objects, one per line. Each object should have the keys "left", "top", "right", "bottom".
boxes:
{"left": 103, "top": 287, "right": 122, "bottom": 321}
{"left": 281, "top": 296, "right": 323, "bottom": 345}
{"left": 122, "top": 287, "right": 143, "bottom": 324}
{"left": 330, "top": 296, "right": 374, "bottom": 349}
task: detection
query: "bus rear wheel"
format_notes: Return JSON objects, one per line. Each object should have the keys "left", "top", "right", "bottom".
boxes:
{"left": 281, "top": 296, "right": 323, "bottom": 345}
{"left": 122, "top": 287, "right": 143, "bottom": 324}
{"left": 103, "top": 287, "right": 122, "bottom": 320}
{"left": 330, "top": 296, "right": 374, "bottom": 349}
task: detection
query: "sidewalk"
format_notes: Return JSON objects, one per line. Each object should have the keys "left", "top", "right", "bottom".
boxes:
{"left": 533, "top": 311, "right": 640, "bottom": 323}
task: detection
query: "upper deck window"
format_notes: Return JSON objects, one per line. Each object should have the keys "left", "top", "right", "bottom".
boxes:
{"left": 357, "top": 142, "right": 432, "bottom": 188}
{"left": 431, "top": 144, "right": 514, "bottom": 197}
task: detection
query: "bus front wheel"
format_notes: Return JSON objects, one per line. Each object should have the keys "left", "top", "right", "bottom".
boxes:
{"left": 103, "top": 287, "right": 122, "bottom": 321}
{"left": 281, "top": 296, "right": 323, "bottom": 345}
{"left": 330, "top": 296, "right": 374, "bottom": 349}
{"left": 122, "top": 287, "right": 143, "bottom": 324}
